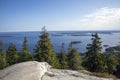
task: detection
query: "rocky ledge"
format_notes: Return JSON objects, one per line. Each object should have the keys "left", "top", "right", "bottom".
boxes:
{"left": 0, "top": 61, "right": 117, "bottom": 80}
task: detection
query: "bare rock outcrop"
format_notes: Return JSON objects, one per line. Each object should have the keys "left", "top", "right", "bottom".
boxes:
{"left": 0, "top": 61, "right": 50, "bottom": 80}
{"left": 42, "top": 69, "right": 113, "bottom": 80}
{"left": 0, "top": 61, "right": 117, "bottom": 80}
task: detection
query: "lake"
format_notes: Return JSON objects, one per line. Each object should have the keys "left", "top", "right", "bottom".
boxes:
{"left": 0, "top": 31, "right": 120, "bottom": 53}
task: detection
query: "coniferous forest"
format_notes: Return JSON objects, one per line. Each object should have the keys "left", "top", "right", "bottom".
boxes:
{"left": 0, "top": 27, "right": 120, "bottom": 78}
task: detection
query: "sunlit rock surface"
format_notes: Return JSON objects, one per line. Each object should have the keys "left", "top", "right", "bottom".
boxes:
{"left": 0, "top": 61, "right": 50, "bottom": 80}
{"left": 0, "top": 61, "right": 115, "bottom": 80}
{"left": 42, "top": 69, "right": 113, "bottom": 80}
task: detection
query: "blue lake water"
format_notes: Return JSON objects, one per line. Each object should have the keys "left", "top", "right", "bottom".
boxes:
{"left": 0, "top": 31, "right": 120, "bottom": 53}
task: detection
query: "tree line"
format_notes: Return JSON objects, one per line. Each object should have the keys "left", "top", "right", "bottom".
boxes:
{"left": 0, "top": 27, "right": 120, "bottom": 77}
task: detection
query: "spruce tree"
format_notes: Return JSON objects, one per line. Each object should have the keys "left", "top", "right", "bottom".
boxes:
{"left": 34, "top": 26, "right": 59, "bottom": 68}
{"left": 58, "top": 43, "right": 68, "bottom": 69}
{"left": 68, "top": 48, "right": 82, "bottom": 70}
{"left": 83, "top": 33, "right": 105, "bottom": 72}
{"left": 18, "top": 36, "right": 33, "bottom": 62}
{"left": 22, "top": 36, "right": 29, "bottom": 52}
{"left": 6, "top": 43, "right": 18, "bottom": 65}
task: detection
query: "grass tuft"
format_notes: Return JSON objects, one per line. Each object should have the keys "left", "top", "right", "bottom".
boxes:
{"left": 79, "top": 70, "right": 116, "bottom": 78}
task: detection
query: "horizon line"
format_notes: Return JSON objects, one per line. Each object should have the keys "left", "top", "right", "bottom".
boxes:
{"left": 0, "top": 30, "right": 120, "bottom": 33}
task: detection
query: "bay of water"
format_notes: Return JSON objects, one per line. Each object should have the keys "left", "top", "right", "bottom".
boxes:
{"left": 0, "top": 31, "right": 120, "bottom": 53}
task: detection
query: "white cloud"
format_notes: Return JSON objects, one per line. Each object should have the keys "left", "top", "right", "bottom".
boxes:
{"left": 76, "top": 7, "right": 120, "bottom": 30}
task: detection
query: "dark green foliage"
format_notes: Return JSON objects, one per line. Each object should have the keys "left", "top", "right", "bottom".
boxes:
{"left": 0, "top": 41, "right": 3, "bottom": 52}
{"left": 0, "top": 53, "right": 7, "bottom": 69}
{"left": 18, "top": 52, "right": 33, "bottom": 62}
{"left": 0, "top": 41, "right": 3, "bottom": 53}
{"left": 83, "top": 33, "right": 105, "bottom": 72}
{"left": 68, "top": 42, "right": 72, "bottom": 53}
{"left": 34, "top": 26, "right": 59, "bottom": 68}
{"left": 116, "top": 52, "right": 120, "bottom": 64}
{"left": 86, "top": 33, "right": 102, "bottom": 54}
{"left": 113, "top": 45, "right": 120, "bottom": 51}
{"left": 105, "top": 45, "right": 120, "bottom": 65}
{"left": 68, "top": 49, "right": 82, "bottom": 70}
{"left": 58, "top": 43, "right": 68, "bottom": 69}
{"left": 22, "top": 36, "right": 29, "bottom": 52}
{"left": 114, "top": 65, "right": 120, "bottom": 78}
{"left": 105, "top": 45, "right": 120, "bottom": 52}
{"left": 18, "top": 37, "right": 33, "bottom": 62}
{"left": 6, "top": 43, "right": 18, "bottom": 65}
{"left": 0, "top": 41, "right": 7, "bottom": 69}
{"left": 105, "top": 45, "right": 120, "bottom": 74}
{"left": 105, "top": 53, "right": 117, "bottom": 74}
{"left": 105, "top": 47, "right": 115, "bottom": 52}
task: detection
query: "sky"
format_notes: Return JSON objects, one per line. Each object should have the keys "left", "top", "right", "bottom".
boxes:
{"left": 0, "top": 0, "right": 120, "bottom": 32}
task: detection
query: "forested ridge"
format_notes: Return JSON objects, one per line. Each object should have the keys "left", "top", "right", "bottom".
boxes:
{"left": 0, "top": 27, "right": 120, "bottom": 78}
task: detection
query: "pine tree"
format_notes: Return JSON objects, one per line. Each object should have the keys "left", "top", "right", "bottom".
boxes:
{"left": 34, "top": 26, "right": 59, "bottom": 68}
{"left": 58, "top": 43, "right": 68, "bottom": 69}
{"left": 18, "top": 37, "right": 33, "bottom": 62}
{"left": 6, "top": 43, "right": 18, "bottom": 65}
{"left": 68, "top": 48, "right": 82, "bottom": 70}
{"left": 83, "top": 33, "right": 105, "bottom": 72}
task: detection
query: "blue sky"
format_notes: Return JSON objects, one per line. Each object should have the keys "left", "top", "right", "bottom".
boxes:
{"left": 0, "top": 0, "right": 120, "bottom": 32}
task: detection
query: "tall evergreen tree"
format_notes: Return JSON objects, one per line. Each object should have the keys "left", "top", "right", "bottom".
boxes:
{"left": 6, "top": 43, "right": 18, "bottom": 65}
{"left": 83, "top": 33, "right": 105, "bottom": 72}
{"left": 34, "top": 26, "right": 59, "bottom": 68}
{"left": 18, "top": 37, "right": 33, "bottom": 62}
{"left": 58, "top": 43, "right": 68, "bottom": 69}
{"left": 22, "top": 36, "right": 29, "bottom": 52}
{"left": 68, "top": 48, "right": 82, "bottom": 70}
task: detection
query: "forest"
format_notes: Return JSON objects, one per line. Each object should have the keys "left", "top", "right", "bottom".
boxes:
{"left": 0, "top": 27, "right": 120, "bottom": 78}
